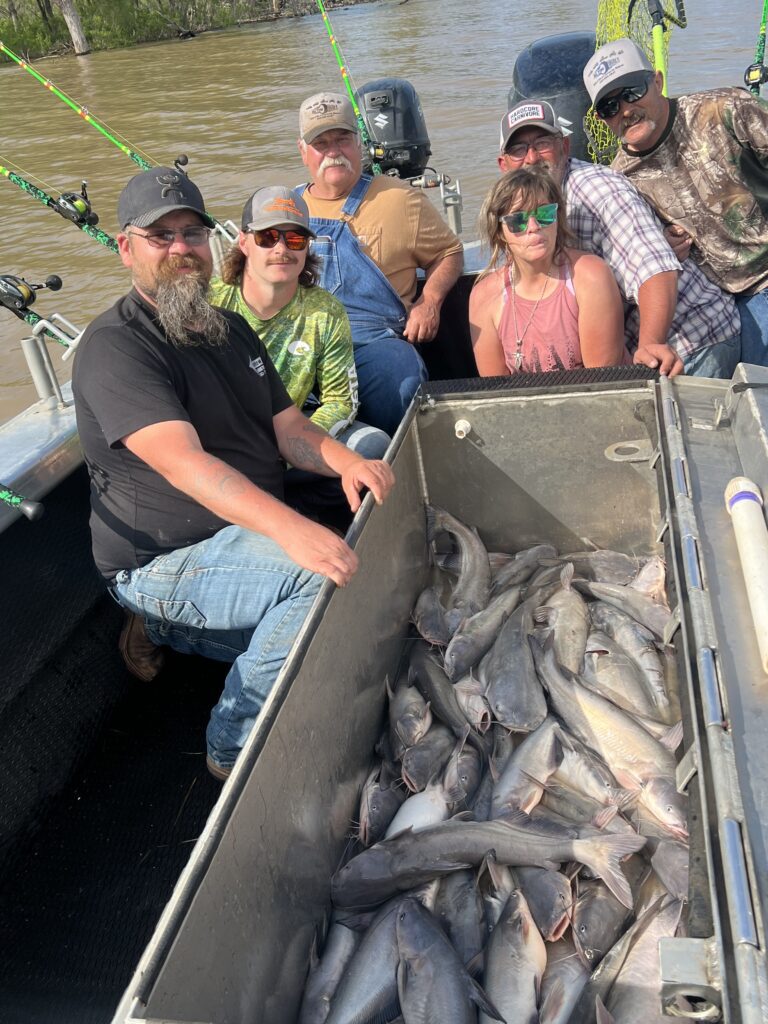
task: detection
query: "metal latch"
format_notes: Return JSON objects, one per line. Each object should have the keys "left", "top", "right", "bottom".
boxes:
{"left": 660, "top": 936, "right": 722, "bottom": 1020}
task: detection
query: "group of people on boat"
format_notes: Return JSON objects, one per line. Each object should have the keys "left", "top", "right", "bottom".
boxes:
{"left": 71, "top": 42, "right": 768, "bottom": 778}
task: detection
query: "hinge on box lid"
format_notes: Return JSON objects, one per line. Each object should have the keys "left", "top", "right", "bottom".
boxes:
{"left": 699, "top": 647, "right": 725, "bottom": 727}
{"left": 664, "top": 606, "right": 682, "bottom": 645}
{"left": 676, "top": 744, "right": 698, "bottom": 792}
{"left": 722, "top": 817, "right": 758, "bottom": 947}
{"left": 659, "top": 936, "right": 722, "bottom": 1020}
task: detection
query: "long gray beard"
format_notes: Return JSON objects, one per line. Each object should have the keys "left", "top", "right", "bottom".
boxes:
{"left": 154, "top": 266, "right": 229, "bottom": 349}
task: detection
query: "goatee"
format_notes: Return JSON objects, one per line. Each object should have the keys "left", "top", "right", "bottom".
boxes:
{"left": 152, "top": 255, "right": 229, "bottom": 348}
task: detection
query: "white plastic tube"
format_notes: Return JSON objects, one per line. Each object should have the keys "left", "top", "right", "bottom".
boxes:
{"left": 454, "top": 419, "right": 471, "bottom": 439}
{"left": 725, "top": 476, "right": 768, "bottom": 673}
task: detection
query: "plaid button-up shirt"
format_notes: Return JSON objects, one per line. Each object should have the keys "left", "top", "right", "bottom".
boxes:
{"left": 563, "top": 159, "right": 739, "bottom": 357}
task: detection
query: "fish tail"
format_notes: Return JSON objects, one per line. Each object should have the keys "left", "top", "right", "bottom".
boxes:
{"left": 574, "top": 832, "right": 647, "bottom": 908}
{"left": 424, "top": 503, "right": 444, "bottom": 545}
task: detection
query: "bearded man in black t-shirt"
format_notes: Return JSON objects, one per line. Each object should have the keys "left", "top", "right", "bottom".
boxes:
{"left": 72, "top": 167, "right": 394, "bottom": 780}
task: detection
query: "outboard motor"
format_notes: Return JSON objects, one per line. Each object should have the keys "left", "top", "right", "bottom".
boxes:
{"left": 508, "top": 31, "right": 596, "bottom": 162}
{"left": 356, "top": 78, "right": 432, "bottom": 178}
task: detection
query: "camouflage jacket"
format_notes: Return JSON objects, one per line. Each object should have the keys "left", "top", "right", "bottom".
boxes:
{"left": 612, "top": 89, "right": 768, "bottom": 295}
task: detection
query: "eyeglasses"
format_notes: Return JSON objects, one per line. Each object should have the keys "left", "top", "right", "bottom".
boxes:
{"left": 500, "top": 203, "right": 559, "bottom": 233}
{"left": 595, "top": 75, "right": 652, "bottom": 120}
{"left": 504, "top": 136, "right": 557, "bottom": 161}
{"left": 127, "top": 226, "right": 212, "bottom": 248}
{"left": 250, "top": 228, "right": 311, "bottom": 251}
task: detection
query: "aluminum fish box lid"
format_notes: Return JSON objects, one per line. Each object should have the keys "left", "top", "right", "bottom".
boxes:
{"left": 114, "top": 367, "right": 768, "bottom": 1024}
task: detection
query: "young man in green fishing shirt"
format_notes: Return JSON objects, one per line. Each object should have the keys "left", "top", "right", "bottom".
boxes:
{"left": 209, "top": 186, "right": 390, "bottom": 461}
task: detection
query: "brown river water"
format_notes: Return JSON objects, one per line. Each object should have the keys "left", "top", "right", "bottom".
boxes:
{"left": 0, "top": 0, "right": 759, "bottom": 424}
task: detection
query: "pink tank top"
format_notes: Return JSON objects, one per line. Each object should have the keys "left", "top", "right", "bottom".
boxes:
{"left": 498, "top": 261, "right": 583, "bottom": 374}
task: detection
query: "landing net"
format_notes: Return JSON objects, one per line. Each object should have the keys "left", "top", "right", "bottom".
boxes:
{"left": 586, "top": 0, "right": 688, "bottom": 163}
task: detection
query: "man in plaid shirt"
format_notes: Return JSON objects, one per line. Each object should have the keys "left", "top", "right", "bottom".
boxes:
{"left": 496, "top": 100, "right": 740, "bottom": 378}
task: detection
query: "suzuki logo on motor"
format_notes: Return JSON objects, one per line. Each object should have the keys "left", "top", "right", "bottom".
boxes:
{"left": 373, "top": 113, "right": 389, "bottom": 129}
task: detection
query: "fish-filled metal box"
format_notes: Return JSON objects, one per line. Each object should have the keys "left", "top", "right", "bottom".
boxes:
{"left": 115, "top": 370, "right": 768, "bottom": 1024}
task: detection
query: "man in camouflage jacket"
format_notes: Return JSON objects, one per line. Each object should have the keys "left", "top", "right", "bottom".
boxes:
{"left": 584, "top": 37, "right": 768, "bottom": 367}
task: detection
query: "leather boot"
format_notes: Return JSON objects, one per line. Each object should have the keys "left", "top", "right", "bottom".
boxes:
{"left": 119, "top": 611, "right": 165, "bottom": 682}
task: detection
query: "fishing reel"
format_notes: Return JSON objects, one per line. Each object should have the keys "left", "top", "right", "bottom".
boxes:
{"left": 0, "top": 273, "right": 62, "bottom": 316}
{"left": 51, "top": 181, "right": 99, "bottom": 227}
{"left": 744, "top": 62, "right": 768, "bottom": 91}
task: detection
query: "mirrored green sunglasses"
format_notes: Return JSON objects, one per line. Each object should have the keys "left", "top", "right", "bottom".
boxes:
{"left": 500, "top": 203, "right": 558, "bottom": 234}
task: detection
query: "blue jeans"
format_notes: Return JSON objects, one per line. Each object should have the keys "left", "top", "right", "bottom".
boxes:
{"left": 112, "top": 525, "right": 323, "bottom": 771}
{"left": 683, "top": 334, "right": 741, "bottom": 379}
{"left": 737, "top": 289, "right": 768, "bottom": 367}
{"left": 336, "top": 418, "right": 391, "bottom": 459}
{"left": 351, "top": 324, "right": 427, "bottom": 437}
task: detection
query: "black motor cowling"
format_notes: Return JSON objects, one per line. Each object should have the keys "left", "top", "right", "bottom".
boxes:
{"left": 356, "top": 78, "right": 432, "bottom": 178}
{"left": 508, "top": 31, "right": 596, "bottom": 162}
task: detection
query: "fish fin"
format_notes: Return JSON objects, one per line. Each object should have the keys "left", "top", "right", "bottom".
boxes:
{"left": 482, "top": 852, "right": 515, "bottom": 895}
{"left": 540, "top": 977, "right": 566, "bottom": 1018}
{"left": 465, "top": 949, "right": 484, "bottom": 978}
{"left": 424, "top": 503, "right": 445, "bottom": 545}
{"left": 467, "top": 975, "right": 506, "bottom": 1022}
{"left": 435, "top": 550, "right": 462, "bottom": 575}
{"left": 574, "top": 832, "right": 647, "bottom": 908}
{"left": 560, "top": 562, "right": 575, "bottom": 589}
{"left": 659, "top": 720, "right": 684, "bottom": 752}
{"left": 592, "top": 804, "right": 619, "bottom": 829}
{"left": 533, "top": 605, "right": 553, "bottom": 625}
{"left": 595, "top": 995, "right": 617, "bottom": 1024}
{"left": 585, "top": 631, "right": 612, "bottom": 655}
{"left": 396, "top": 958, "right": 408, "bottom": 1013}
{"left": 611, "top": 766, "right": 644, "bottom": 792}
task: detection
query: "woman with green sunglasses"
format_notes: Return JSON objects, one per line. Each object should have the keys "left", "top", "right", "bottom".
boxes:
{"left": 469, "top": 167, "right": 628, "bottom": 375}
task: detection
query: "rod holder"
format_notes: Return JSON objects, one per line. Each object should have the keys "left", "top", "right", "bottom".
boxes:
{"left": 725, "top": 476, "right": 768, "bottom": 673}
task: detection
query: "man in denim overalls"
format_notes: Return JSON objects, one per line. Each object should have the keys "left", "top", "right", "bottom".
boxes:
{"left": 296, "top": 92, "right": 464, "bottom": 437}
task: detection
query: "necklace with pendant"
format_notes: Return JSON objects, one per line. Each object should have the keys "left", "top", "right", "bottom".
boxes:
{"left": 510, "top": 268, "right": 550, "bottom": 370}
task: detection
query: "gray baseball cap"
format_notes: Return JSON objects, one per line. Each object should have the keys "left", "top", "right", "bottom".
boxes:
{"left": 583, "top": 38, "right": 653, "bottom": 108}
{"left": 118, "top": 167, "right": 215, "bottom": 230}
{"left": 240, "top": 186, "right": 315, "bottom": 235}
{"left": 499, "top": 100, "right": 574, "bottom": 151}
{"left": 299, "top": 92, "right": 358, "bottom": 144}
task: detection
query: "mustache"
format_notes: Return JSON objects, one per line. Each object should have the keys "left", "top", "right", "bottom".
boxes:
{"left": 318, "top": 154, "right": 354, "bottom": 174}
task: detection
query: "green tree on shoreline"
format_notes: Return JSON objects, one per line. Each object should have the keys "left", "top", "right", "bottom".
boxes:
{"left": 0, "top": 0, "right": 366, "bottom": 59}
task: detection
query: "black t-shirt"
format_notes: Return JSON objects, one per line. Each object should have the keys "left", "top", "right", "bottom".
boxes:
{"left": 72, "top": 289, "right": 293, "bottom": 580}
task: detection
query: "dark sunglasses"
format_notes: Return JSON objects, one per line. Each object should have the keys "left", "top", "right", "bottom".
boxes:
{"left": 250, "top": 227, "right": 310, "bottom": 251}
{"left": 500, "top": 203, "right": 558, "bottom": 234}
{"left": 595, "top": 75, "right": 652, "bottom": 120}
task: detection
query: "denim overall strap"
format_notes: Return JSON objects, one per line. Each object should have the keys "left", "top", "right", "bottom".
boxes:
{"left": 297, "top": 177, "right": 407, "bottom": 331}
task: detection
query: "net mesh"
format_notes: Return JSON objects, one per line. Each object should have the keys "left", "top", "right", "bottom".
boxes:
{"left": 585, "top": 0, "right": 688, "bottom": 164}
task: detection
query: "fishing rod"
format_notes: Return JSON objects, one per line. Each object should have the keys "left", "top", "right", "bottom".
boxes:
{"left": 745, "top": 0, "right": 768, "bottom": 94}
{"left": 0, "top": 483, "right": 44, "bottom": 521}
{"left": 0, "top": 42, "right": 237, "bottom": 241}
{"left": 1, "top": 161, "right": 118, "bottom": 253}
{"left": 0, "top": 272, "right": 77, "bottom": 348}
{"left": 314, "top": 0, "right": 383, "bottom": 175}
{"left": 0, "top": 40, "right": 154, "bottom": 171}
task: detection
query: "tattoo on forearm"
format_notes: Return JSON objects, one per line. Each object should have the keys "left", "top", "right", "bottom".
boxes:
{"left": 192, "top": 453, "right": 248, "bottom": 499}
{"left": 284, "top": 436, "right": 326, "bottom": 472}
{"left": 283, "top": 420, "right": 330, "bottom": 473}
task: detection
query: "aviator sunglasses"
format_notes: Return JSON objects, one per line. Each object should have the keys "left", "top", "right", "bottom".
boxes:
{"left": 500, "top": 202, "right": 558, "bottom": 234}
{"left": 250, "top": 227, "right": 311, "bottom": 251}
{"left": 595, "top": 75, "right": 652, "bottom": 120}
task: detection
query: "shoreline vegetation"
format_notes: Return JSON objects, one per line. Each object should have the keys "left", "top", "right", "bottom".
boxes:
{"left": 0, "top": 0, "right": 377, "bottom": 61}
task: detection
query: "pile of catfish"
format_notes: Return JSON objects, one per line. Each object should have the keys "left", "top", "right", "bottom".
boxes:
{"left": 299, "top": 505, "right": 692, "bottom": 1024}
